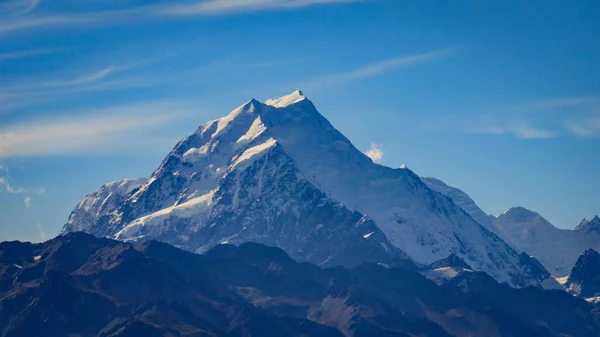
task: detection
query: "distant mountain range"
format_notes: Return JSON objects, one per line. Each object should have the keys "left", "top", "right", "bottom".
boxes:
{"left": 61, "top": 90, "right": 558, "bottom": 288}
{"left": 2, "top": 232, "right": 599, "bottom": 337}
{"left": 422, "top": 177, "right": 600, "bottom": 276}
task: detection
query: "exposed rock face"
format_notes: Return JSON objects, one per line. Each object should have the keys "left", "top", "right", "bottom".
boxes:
{"left": 564, "top": 249, "right": 600, "bottom": 299}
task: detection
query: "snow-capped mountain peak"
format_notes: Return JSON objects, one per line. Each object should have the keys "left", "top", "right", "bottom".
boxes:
{"left": 265, "top": 89, "right": 306, "bottom": 107}
{"left": 61, "top": 90, "right": 556, "bottom": 288}
{"left": 494, "top": 207, "right": 557, "bottom": 233}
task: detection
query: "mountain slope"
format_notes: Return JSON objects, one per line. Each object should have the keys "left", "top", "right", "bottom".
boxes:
{"left": 63, "top": 178, "right": 147, "bottom": 234}
{"left": 421, "top": 177, "right": 493, "bottom": 229}
{"left": 563, "top": 249, "right": 600, "bottom": 299}
{"left": 0, "top": 233, "right": 343, "bottom": 337}
{"left": 423, "top": 177, "right": 600, "bottom": 277}
{"left": 2, "top": 233, "right": 599, "bottom": 337}
{"left": 61, "top": 90, "right": 553, "bottom": 287}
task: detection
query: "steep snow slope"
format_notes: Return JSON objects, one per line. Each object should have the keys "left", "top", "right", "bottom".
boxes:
{"left": 62, "top": 90, "right": 555, "bottom": 287}
{"left": 62, "top": 178, "right": 147, "bottom": 234}
{"left": 421, "top": 177, "right": 494, "bottom": 230}
{"left": 423, "top": 177, "right": 600, "bottom": 276}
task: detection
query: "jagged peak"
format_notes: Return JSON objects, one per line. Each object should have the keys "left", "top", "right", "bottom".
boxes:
{"left": 575, "top": 215, "right": 600, "bottom": 231}
{"left": 265, "top": 89, "right": 307, "bottom": 108}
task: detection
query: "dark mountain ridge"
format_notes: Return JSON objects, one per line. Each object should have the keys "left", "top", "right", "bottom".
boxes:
{"left": 1, "top": 233, "right": 598, "bottom": 337}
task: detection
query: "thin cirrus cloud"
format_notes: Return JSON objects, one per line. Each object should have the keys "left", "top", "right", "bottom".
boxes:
{"left": 0, "top": 48, "right": 65, "bottom": 61}
{"left": 0, "top": 66, "right": 118, "bottom": 114}
{"left": 159, "top": 0, "right": 369, "bottom": 16}
{"left": 0, "top": 0, "right": 39, "bottom": 17}
{"left": 0, "top": 101, "right": 197, "bottom": 158}
{"left": 0, "top": 0, "right": 367, "bottom": 34}
{"left": 458, "top": 96, "right": 600, "bottom": 139}
{"left": 565, "top": 113, "right": 600, "bottom": 137}
{"left": 306, "top": 48, "right": 457, "bottom": 90}
{"left": 3, "top": 58, "right": 159, "bottom": 93}
{"left": 0, "top": 176, "right": 44, "bottom": 194}
{"left": 0, "top": 55, "right": 178, "bottom": 113}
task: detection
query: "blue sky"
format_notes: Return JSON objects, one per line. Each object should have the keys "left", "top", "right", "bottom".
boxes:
{"left": 0, "top": 0, "right": 598, "bottom": 241}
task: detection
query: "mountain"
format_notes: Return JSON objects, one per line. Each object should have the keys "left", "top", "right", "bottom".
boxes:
{"left": 422, "top": 177, "right": 600, "bottom": 277}
{"left": 420, "top": 253, "right": 473, "bottom": 284}
{"left": 420, "top": 177, "right": 493, "bottom": 229}
{"left": 63, "top": 178, "right": 148, "bottom": 234}
{"left": 61, "top": 90, "right": 554, "bottom": 288}
{"left": 2, "top": 233, "right": 599, "bottom": 337}
{"left": 576, "top": 216, "right": 600, "bottom": 231}
{"left": 562, "top": 249, "right": 600, "bottom": 300}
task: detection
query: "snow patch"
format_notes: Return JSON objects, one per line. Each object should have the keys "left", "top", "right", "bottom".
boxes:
{"left": 555, "top": 275, "right": 569, "bottom": 286}
{"left": 236, "top": 116, "right": 267, "bottom": 146}
{"left": 213, "top": 100, "right": 257, "bottom": 138}
{"left": 231, "top": 138, "right": 277, "bottom": 170}
{"left": 115, "top": 190, "right": 215, "bottom": 239}
{"left": 182, "top": 144, "right": 210, "bottom": 162}
{"left": 265, "top": 90, "right": 305, "bottom": 108}
{"left": 586, "top": 296, "right": 600, "bottom": 303}
{"left": 422, "top": 267, "right": 459, "bottom": 281}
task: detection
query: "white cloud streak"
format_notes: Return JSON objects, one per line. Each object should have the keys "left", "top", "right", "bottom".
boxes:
{"left": 160, "top": 0, "right": 368, "bottom": 16}
{"left": 565, "top": 112, "right": 600, "bottom": 138}
{"left": 524, "top": 97, "right": 600, "bottom": 112}
{"left": 24, "top": 196, "right": 32, "bottom": 207}
{"left": 467, "top": 123, "right": 556, "bottom": 139}
{"left": 0, "top": 48, "right": 64, "bottom": 61}
{"left": 0, "top": 176, "right": 44, "bottom": 194}
{"left": 0, "top": 0, "right": 39, "bottom": 17}
{"left": 0, "top": 0, "right": 367, "bottom": 34}
{"left": 307, "top": 48, "right": 456, "bottom": 89}
{"left": 450, "top": 96, "right": 600, "bottom": 140}
{"left": 0, "top": 101, "right": 196, "bottom": 158}
{"left": 364, "top": 142, "right": 383, "bottom": 163}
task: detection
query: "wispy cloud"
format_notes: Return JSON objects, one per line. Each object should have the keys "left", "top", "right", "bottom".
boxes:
{"left": 0, "top": 56, "right": 177, "bottom": 113}
{"left": 3, "top": 58, "right": 160, "bottom": 92}
{"left": 565, "top": 113, "right": 600, "bottom": 137}
{"left": 24, "top": 196, "right": 32, "bottom": 207}
{"left": 364, "top": 142, "right": 384, "bottom": 163}
{"left": 523, "top": 97, "right": 600, "bottom": 112}
{"left": 0, "top": 48, "right": 63, "bottom": 61}
{"left": 159, "top": 0, "right": 368, "bottom": 16}
{"left": 444, "top": 96, "right": 600, "bottom": 140}
{"left": 471, "top": 124, "right": 556, "bottom": 139}
{"left": 0, "top": 0, "right": 366, "bottom": 35}
{"left": 0, "top": 176, "right": 44, "bottom": 194}
{"left": 0, "top": 101, "right": 197, "bottom": 158}
{"left": 307, "top": 48, "right": 457, "bottom": 90}
{"left": 0, "top": 0, "right": 39, "bottom": 17}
